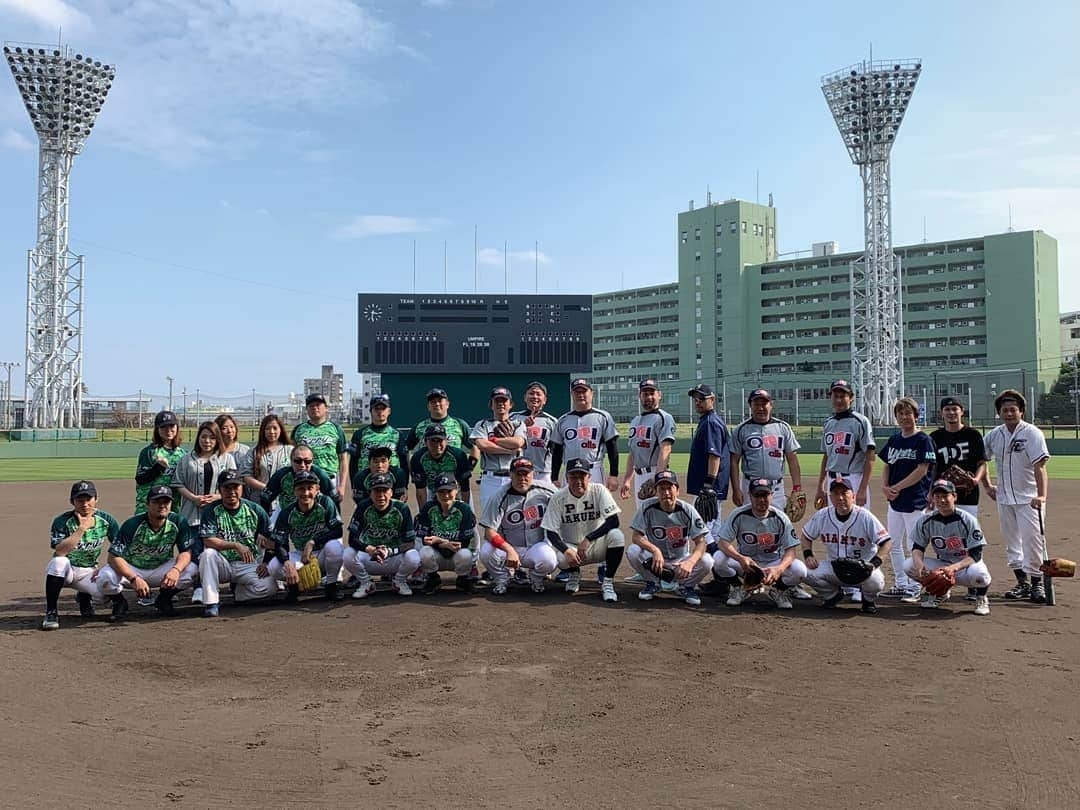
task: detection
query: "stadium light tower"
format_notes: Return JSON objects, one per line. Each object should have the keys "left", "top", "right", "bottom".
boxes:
{"left": 822, "top": 58, "right": 921, "bottom": 424}
{"left": 3, "top": 41, "right": 115, "bottom": 429}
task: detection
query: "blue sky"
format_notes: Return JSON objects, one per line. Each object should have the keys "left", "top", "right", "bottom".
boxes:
{"left": 1, "top": 0, "right": 1078, "bottom": 400}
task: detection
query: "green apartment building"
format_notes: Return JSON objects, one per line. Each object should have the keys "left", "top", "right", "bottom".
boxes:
{"left": 592, "top": 198, "right": 1059, "bottom": 425}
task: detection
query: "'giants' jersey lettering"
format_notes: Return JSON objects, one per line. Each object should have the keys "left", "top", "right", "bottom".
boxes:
{"left": 801, "top": 505, "right": 889, "bottom": 562}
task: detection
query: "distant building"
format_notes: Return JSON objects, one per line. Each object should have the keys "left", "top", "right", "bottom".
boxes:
{"left": 1061, "top": 311, "right": 1080, "bottom": 364}
{"left": 303, "top": 364, "right": 345, "bottom": 419}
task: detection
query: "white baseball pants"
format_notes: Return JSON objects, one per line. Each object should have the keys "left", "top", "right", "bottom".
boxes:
{"left": 711, "top": 552, "right": 807, "bottom": 587}
{"left": 738, "top": 478, "right": 788, "bottom": 511}
{"left": 805, "top": 559, "right": 886, "bottom": 600}
{"left": 343, "top": 546, "right": 422, "bottom": 582}
{"left": 479, "top": 541, "right": 560, "bottom": 589}
{"left": 887, "top": 507, "right": 923, "bottom": 592}
{"left": 419, "top": 545, "right": 474, "bottom": 576}
{"left": 99, "top": 559, "right": 197, "bottom": 595}
{"left": 625, "top": 545, "right": 712, "bottom": 587}
{"left": 45, "top": 557, "right": 106, "bottom": 602}
{"left": 996, "top": 502, "right": 1046, "bottom": 577}
{"left": 198, "top": 548, "right": 278, "bottom": 606}
{"left": 555, "top": 528, "right": 624, "bottom": 570}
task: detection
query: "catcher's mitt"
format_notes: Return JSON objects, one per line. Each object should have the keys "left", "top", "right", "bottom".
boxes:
{"left": 492, "top": 419, "right": 515, "bottom": 438}
{"left": 832, "top": 557, "right": 874, "bottom": 586}
{"left": 1040, "top": 557, "right": 1077, "bottom": 578}
{"left": 941, "top": 464, "right": 977, "bottom": 495}
{"left": 637, "top": 479, "right": 657, "bottom": 501}
{"left": 785, "top": 490, "right": 807, "bottom": 522}
{"left": 814, "top": 494, "right": 827, "bottom": 510}
{"left": 297, "top": 558, "right": 323, "bottom": 592}
{"left": 742, "top": 563, "right": 766, "bottom": 590}
{"left": 920, "top": 567, "right": 955, "bottom": 597}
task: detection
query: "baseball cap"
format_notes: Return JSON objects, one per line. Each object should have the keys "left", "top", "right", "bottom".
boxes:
{"left": 524, "top": 381, "right": 547, "bottom": 394}
{"left": 433, "top": 474, "right": 458, "bottom": 492}
{"left": 147, "top": 484, "right": 173, "bottom": 501}
{"left": 828, "top": 476, "right": 854, "bottom": 491}
{"left": 748, "top": 388, "right": 773, "bottom": 403}
{"left": 154, "top": 410, "right": 178, "bottom": 428}
{"left": 830, "top": 379, "right": 854, "bottom": 394}
{"left": 367, "top": 445, "right": 393, "bottom": 459}
{"left": 565, "top": 458, "right": 591, "bottom": 475}
{"left": 370, "top": 394, "right": 390, "bottom": 408}
{"left": 292, "top": 470, "right": 320, "bottom": 486}
{"left": 748, "top": 478, "right": 773, "bottom": 495}
{"left": 654, "top": 470, "right": 678, "bottom": 487}
{"left": 688, "top": 384, "right": 715, "bottom": 398}
{"left": 639, "top": 378, "right": 659, "bottom": 391}
{"left": 939, "top": 396, "right": 964, "bottom": 411}
{"left": 490, "top": 386, "right": 512, "bottom": 400}
{"left": 305, "top": 393, "right": 327, "bottom": 406}
{"left": 570, "top": 378, "right": 592, "bottom": 391}
{"left": 424, "top": 423, "right": 447, "bottom": 440}
{"left": 509, "top": 457, "right": 534, "bottom": 473}
{"left": 69, "top": 480, "right": 97, "bottom": 501}
{"left": 426, "top": 387, "right": 448, "bottom": 400}
{"left": 367, "top": 472, "right": 394, "bottom": 490}
{"left": 930, "top": 478, "right": 956, "bottom": 494}
{"left": 217, "top": 469, "right": 244, "bottom": 489}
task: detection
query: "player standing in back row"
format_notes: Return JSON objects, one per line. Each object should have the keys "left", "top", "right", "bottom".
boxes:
{"left": 815, "top": 379, "right": 875, "bottom": 508}
{"left": 293, "top": 393, "right": 349, "bottom": 502}
{"left": 619, "top": 378, "right": 676, "bottom": 509}
{"left": 685, "top": 384, "right": 730, "bottom": 544}
{"left": 511, "top": 381, "right": 558, "bottom": 486}
{"left": 550, "top": 378, "right": 619, "bottom": 491}
{"left": 729, "top": 388, "right": 802, "bottom": 511}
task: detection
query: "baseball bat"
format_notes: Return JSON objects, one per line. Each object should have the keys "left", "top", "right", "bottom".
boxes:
{"left": 1037, "top": 505, "right": 1055, "bottom": 607}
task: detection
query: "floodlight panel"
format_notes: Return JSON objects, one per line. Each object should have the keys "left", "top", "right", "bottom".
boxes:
{"left": 821, "top": 58, "right": 921, "bottom": 165}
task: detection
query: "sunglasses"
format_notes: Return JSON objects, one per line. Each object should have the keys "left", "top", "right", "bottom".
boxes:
{"left": 294, "top": 458, "right": 314, "bottom": 465}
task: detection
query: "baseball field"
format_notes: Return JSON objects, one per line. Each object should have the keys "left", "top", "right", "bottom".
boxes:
{"left": 3, "top": 464, "right": 1079, "bottom": 808}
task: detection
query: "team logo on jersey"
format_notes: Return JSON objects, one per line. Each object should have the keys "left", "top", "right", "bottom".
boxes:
{"left": 506, "top": 503, "right": 545, "bottom": 526}
{"left": 740, "top": 531, "right": 777, "bottom": 552}
{"left": 825, "top": 431, "right": 854, "bottom": 455}
{"left": 930, "top": 534, "right": 964, "bottom": 552}
{"left": 631, "top": 424, "right": 653, "bottom": 448}
{"left": 937, "top": 442, "right": 970, "bottom": 464}
{"left": 1010, "top": 439, "right": 1026, "bottom": 453}
{"left": 527, "top": 425, "right": 550, "bottom": 448}
{"left": 564, "top": 426, "right": 599, "bottom": 450}
{"left": 746, "top": 435, "right": 783, "bottom": 453}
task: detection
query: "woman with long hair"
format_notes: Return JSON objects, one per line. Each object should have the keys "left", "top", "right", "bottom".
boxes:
{"left": 134, "top": 410, "right": 185, "bottom": 514}
{"left": 172, "top": 420, "right": 236, "bottom": 528}
{"left": 243, "top": 414, "right": 294, "bottom": 497}
{"left": 215, "top": 413, "right": 249, "bottom": 469}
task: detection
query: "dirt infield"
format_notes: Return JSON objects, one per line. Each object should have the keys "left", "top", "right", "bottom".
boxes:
{"left": 2, "top": 479, "right": 1079, "bottom": 809}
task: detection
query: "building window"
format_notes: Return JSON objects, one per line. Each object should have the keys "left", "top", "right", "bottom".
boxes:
{"left": 729, "top": 221, "right": 737, "bottom": 233}
{"left": 716, "top": 225, "right": 723, "bottom": 237}
{"left": 695, "top": 275, "right": 701, "bottom": 287}
{"left": 715, "top": 246, "right": 722, "bottom": 256}
{"left": 1071, "top": 327, "right": 1080, "bottom": 339}
{"left": 695, "top": 291, "right": 701, "bottom": 302}
{"left": 680, "top": 231, "right": 687, "bottom": 244}
{"left": 695, "top": 252, "right": 701, "bottom": 261}
{"left": 694, "top": 228, "right": 701, "bottom": 240}
{"left": 695, "top": 307, "right": 701, "bottom": 318}
{"left": 741, "top": 221, "right": 747, "bottom": 233}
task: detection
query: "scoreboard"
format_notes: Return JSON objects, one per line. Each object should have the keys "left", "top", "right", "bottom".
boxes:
{"left": 357, "top": 293, "right": 593, "bottom": 374}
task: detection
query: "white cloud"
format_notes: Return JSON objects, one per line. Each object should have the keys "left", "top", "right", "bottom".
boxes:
{"left": 0, "top": 127, "right": 34, "bottom": 150}
{"left": 420, "top": 0, "right": 454, "bottom": 8}
{"left": 334, "top": 214, "right": 448, "bottom": 239}
{"left": 478, "top": 246, "right": 553, "bottom": 266}
{"left": 0, "top": 0, "right": 92, "bottom": 32}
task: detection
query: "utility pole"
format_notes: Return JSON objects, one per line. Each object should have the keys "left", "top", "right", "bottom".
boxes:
{"left": 138, "top": 388, "right": 144, "bottom": 428}
{"left": 252, "top": 388, "right": 257, "bottom": 426}
{"left": 181, "top": 387, "right": 188, "bottom": 426}
{"left": 166, "top": 376, "right": 174, "bottom": 412}
{"left": 195, "top": 387, "right": 200, "bottom": 424}
{"left": 0, "top": 361, "right": 19, "bottom": 429}
{"left": 1073, "top": 353, "right": 1079, "bottom": 432}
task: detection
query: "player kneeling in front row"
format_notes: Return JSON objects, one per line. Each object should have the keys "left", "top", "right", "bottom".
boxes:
{"left": 905, "top": 479, "right": 992, "bottom": 616}
{"left": 99, "top": 485, "right": 197, "bottom": 622}
{"left": 479, "top": 457, "right": 559, "bottom": 594}
{"left": 627, "top": 471, "right": 711, "bottom": 606}
{"left": 541, "top": 458, "right": 624, "bottom": 602}
{"left": 416, "top": 474, "right": 477, "bottom": 594}
{"left": 801, "top": 477, "right": 892, "bottom": 615}
{"left": 197, "top": 470, "right": 278, "bottom": 618}
{"left": 269, "top": 471, "right": 345, "bottom": 601}
{"left": 712, "top": 478, "right": 806, "bottom": 609}
{"left": 42, "top": 480, "right": 121, "bottom": 630}
{"left": 343, "top": 473, "right": 421, "bottom": 598}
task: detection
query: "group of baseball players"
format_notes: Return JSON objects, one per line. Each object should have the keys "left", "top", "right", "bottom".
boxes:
{"left": 40, "top": 375, "right": 1052, "bottom": 629}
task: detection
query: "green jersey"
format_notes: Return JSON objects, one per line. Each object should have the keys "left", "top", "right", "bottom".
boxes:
{"left": 353, "top": 465, "right": 409, "bottom": 502}
{"left": 347, "top": 499, "right": 416, "bottom": 551}
{"left": 111, "top": 512, "right": 193, "bottom": 570}
{"left": 292, "top": 421, "right": 347, "bottom": 475}
{"left": 199, "top": 499, "right": 272, "bottom": 563}
{"left": 409, "top": 446, "right": 472, "bottom": 496}
{"left": 260, "top": 465, "right": 336, "bottom": 512}
{"left": 272, "top": 494, "right": 342, "bottom": 553}
{"left": 49, "top": 509, "right": 121, "bottom": 569}
{"left": 404, "top": 416, "right": 473, "bottom": 452}
{"left": 348, "top": 423, "right": 406, "bottom": 475}
{"left": 134, "top": 444, "right": 185, "bottom": 514}
{"left": 415, "top": 500, "right": 476, "bottom": 556}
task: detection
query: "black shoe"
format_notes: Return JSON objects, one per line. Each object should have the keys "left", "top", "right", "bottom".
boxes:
{"left": 76, "top": 592, "right": 95, "bottom": 618}
{"left": 1004, "top": 581, "right": 1031, "bottom": 600}
{"left": 700, "top": 578, "right": 731, "bottom": 598}
{"left": 421, "top": 573, "right": 442, "bottom": 595}
{"left": 1029, "top": 583, "right": 1047, "bottom": 604}
{"left": 324, "top": 583, "right": 344, "bottom": 601}
{"left": 284, "top": 585, "right": 300, "bottom": 604}
{"left": 861, "top": 599, "right": 878, "bottom": 614}
{"left": 456, "top": 575, "right": 475, "bottom": 594}
{"left": 154, "top": 589, "right": 178, "bottom": 617}
{"left": 478, "top": 569, "right": 493, "bottom": 585}
{"left": 822, "top": 590, "right": 845, "bottom": 609}
{"left": 41, "top": 610, "right": 60, "bottom": 630}
{"left": 107, "top": 595, "right": 129, "bottom": 623}
{"left": 965, "top": 588, "right": 978, "bottom": 602}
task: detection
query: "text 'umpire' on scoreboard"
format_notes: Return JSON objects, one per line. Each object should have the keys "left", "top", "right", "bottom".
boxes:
{"left": 357, "top": 294, "right": 593, "bottom": 374}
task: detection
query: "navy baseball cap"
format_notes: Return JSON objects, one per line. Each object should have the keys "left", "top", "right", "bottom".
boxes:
{"left": 154, "top": 410, "right": 178, "bottom": 428}
{"left": 217, "top": 469, "right": 244, "bottom": 489}
{"left": 830, "top": 379, "right": 854, "bottom": 394}
{"left": 509, "top": 457, "right": 534, "bottom": 473}
{"left": 930, "top": 478, "right": 957, "bottom": 494}
{"left": 939, "top": 396, "right": 964, "bottom": 411}
{"left": 433, "top": 474, "right": 458, "bottom": 492}
{"left": 524, "top": 381, "right": 547, "bottom": 394}
{"left": 370, "top": 394, "right": 390, "bottom": 408}
{"left": 147, "top": 484, "right": 173, "bottom": 501}
{"left": 748, "top": 478, "right": 773, "bottom": 495}
{"left": 292, "top": 470, "right": 320, "bottom": 486}
{"left": 654, "top": 470, "right": 678, "bottom": 487}
{"left": 426, "top": 387, "right": 448, "bottom": 400}
{"left": 828, "top": 476, "right": 854, "bottom": 491}
{"left": 565, "top": 458, "right": 591, "bottom": 475}
{"left": 367, "top": 472, "right": 394, "bottom": 490}
{"left": 639, "top": 378, "right": 659, "bottom": 391}
{"left": 570, "top": 378, "right": 592, "bottom": 391}
{"left": 688, "top": 384, "right": 715, "bottom": 398}
{"left": 748, "top": 388, "right": 772, "bottom": 403}
{"left": 305, "top": 393, "right": 327, "bottom": 406}
{"left": 490, "top": 386, "right": 512, "bottom": 400}
{"left": 367, "top": 445, "right": 393, "bottom": 459}
{"left": 70, "top": 480, "right": 97, "bottom": 501}
{"left": 424, "top": 424, "right": 447, "bottom": 440}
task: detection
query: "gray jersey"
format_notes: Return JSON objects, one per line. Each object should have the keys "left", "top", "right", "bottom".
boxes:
{"left": 801, "top": 505, "right": 890, "bottom": 562}
{"left": 821, "top": 410, "right": 875, "bottom": 475}
{"left": 911, "top": 509, "right": 986, "bottom": 563}
{"left": 470, "top": 418, "right": 526, "bottom": 474}
{"left": 630, "top": 498, "right": 708, "bottom": 561}
{"left": 716, "top": 505, "right": 799, "bottom": 566}
{"left": 627, "top": 409, "right": 677, "bottom": 470}
{"left": 551, "top": 408, "right": 618, "bottom": 467}
{"left": 512, "top": 409, "right": 558, "bottom": 475}
{"left": 479, "top": 483, "right": 556, "bottom": 549}
{"left": 732, "top": 418, "right": 799, "bottom": 481}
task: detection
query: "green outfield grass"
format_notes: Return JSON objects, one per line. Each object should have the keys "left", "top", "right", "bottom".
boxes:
{"left": 4, "top": 452, "right": 1080, "bottom": 483}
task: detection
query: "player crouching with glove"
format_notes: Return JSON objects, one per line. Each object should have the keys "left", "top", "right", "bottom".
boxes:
{"left": 712, "top": 479, "right": 806, "bottom": 609}
{"left": 541, "top": 458, "right": 624, "bottom": 602}
{"left": 904, "top": 478, "right": 992, "bottom": 615}
{"left": 626, "top": 471, "right": 712, "bottom": 607}
{"left": 801, "top": 477, "right": 891, "bottom": 615}
{"left": 342, "top": 473, "right": 421, "bottom": 598}
{"left": 415, "top": 474, "right": 478, "bottom": 594}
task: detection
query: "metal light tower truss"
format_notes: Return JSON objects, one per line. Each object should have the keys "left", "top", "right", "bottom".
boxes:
{"left": 4, "top": 42, "right": 115, "bottom": 429}
{"left": 822, "top": 58, "right": 920, "bottom": 424}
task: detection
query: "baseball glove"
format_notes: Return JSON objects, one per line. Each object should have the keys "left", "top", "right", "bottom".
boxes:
{"left": 297, "top": 558, "right": 323, "bottom": 592}
{"left": 492, "top": 420, "right": 515, "bottom": 438}
{"left": 694, "top": 487, "right": 718, "bottom": 523}
{"left": 920, "top": 567, "right": 956, "bottom": 597}
{"left": 832, "top": 557, "right": 874, "bottom": 586}
{"left": 1040, "top": 557, "right": 1077, "bottom": 578}
{"left": 785, "top": 490, "right": 807, "bottom": 522}
{"left": 814, "top": 494, "right": 827, "bottom": 510}
{"left": 742, "top": 563, "right": 766, "bottom": 590}
{"left": 637, "top": 479, "right": 657, "bottom": 501}
{"left": 941, "top": 464, "right": 977, "bottom": 495}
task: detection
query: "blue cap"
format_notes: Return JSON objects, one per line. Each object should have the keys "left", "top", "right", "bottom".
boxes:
{"left": 565, "top": 458, "right": 591, "bottom": 475}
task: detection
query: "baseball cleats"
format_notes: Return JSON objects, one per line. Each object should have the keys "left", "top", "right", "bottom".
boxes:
{"left": 421, "top": 573, "right": 443, "bottom": 595}
{"left": 392, "top": 577, "right": 413, "bottom": 597}
{"left": 879, "top": 586, "right": 909, "bottom": 599}
{"left": 491, "top": 578, "right": 509, "bottom": 596}
{"left": 821, "top": 589, "right": 845, "bottom": 609}
{"left": 324, "top": 583, "right": 345, "bottom": 601}
{"left": 1004, "top": 580, "right": 1031, "bottom": 600}
{"left": 528, "top": 571, "right": 547, "bottom": 593}
{"left": 965, "top": 588, "right": 979, "bottom": 602}
{"left": 846, "top": 588, "right": 862, "bottom": 604}
{"left": 455, "top": 575, "right": 475, "bottom": 594}
{"left": 638, "top": 581, "right": 660, "bottom": 600}
{"left": 107, "top": 594, "right": 129, "bottom": 623}
{"left": 973, "top": 595, "right": 991, "bottom": 615}
{"left": 678, "top": 585, "right": 702, "bottom": 607}
{"left": 596, "top": 563, "right": 606, "bottom": 585}
{"left": 600, "top": 578, "right": 618, "bottom": 603}
{"left": 203, "top": 604, "right": 220, "bottom": 618}
{"left": 41, "top": 610, "right": 59, "bottom": 631}
{"left": 726, "top": 586, "right": 746, "bottom": 607}
{"left": 191, "top": 586, "right": 203, "bottom": 605}
{"left": 352, "top": 579, "right": 376, "bottom": 599}
{"left": 899, "top": 588, "right": 922, "bottom": 604}
{"left": 564, "top": 570, "right": 581, "bottom": 594}
{"left": 154, "top": 589, "right": 178, "bottom": 617}
{"left": 1029, "top": 583, "right": 1047, "bottom": 604}
{"left": 624, "top": 572, "right": 646, "bottom": 584}
{"left": 700, "top": 578, "right": 731, "bottom": 598}
{"left": 920, "top": 590, "right": 942, "bottom": 609}
{"left": 767, "top": 587, "right": 793, "bottom": 610}
{"left": 860, "top": 599, "right": 878, "bottom": 615}
{"left": 790, "top": 583, "right": 814, "bottom": 600}
{"left": 76, "top": 592, "right": 95, "bottom": 618}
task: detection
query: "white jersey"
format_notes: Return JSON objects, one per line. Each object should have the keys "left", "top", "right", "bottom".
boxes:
{"left": 716, "top": 505, "right": 799, "bottom": 566}
{"left": 512, "top": 409, "right": 558, "bottom": 475}
{"left": 470, "top": 417, "right": 527, "bottom": 474}
{"left": 541, "top": 482, "right": 620, "bottom": 547}
{"left": 552, "top": 408, "right": 618, "bottom": 468}
{"left": 627, "top": 410, "right": 676, "bottom": 470}
{"left": 479, "top": 483, "right": 556, "bottom": 549}
{"left": 911, "top": 509, "right": 986, "bottom": 564}
{"left": 802, "top": 505, "right": 890, "bottom": 562}
{"left": 731, "top": 418, "right": 800, "bottom": 481}
{"left": 984, "top": 420, "right": 1049, "bottom": 505}
{"left": 821, "top": 410, "right": 875, "bottom": 475}
{"left": 629, "top": 498, "right": 708, "bottom": 561}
